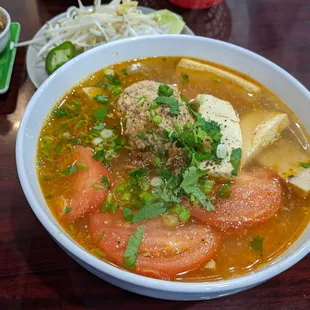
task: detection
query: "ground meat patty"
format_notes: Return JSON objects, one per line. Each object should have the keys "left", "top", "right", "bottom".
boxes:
{"left": 117, "top": 80, "right": 194, "bottom": 150}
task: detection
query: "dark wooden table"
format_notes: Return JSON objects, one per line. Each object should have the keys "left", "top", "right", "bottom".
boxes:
{"left": 0, "top": 0, "right": 309, "bottom": 309}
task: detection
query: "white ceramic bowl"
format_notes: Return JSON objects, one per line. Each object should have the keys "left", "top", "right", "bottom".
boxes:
{"left": 0, "top": 7, "right": 11, "bottom": 54}
{"left": 16, "top": 35, "right": 310, "bottom": 301}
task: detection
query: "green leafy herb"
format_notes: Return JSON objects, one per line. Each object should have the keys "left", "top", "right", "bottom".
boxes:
{"left": 101, "top": 202, "right": 118, "bottom": 213}
{"left": 112, "top": 87, "right": 122, "bottom": 95}
{"left": 60, "top": 165, "right": 78, "bottom": 176}
{"left": 130, "top": 168, "right": 149, "bottom": 179}
{"left": 121, "top": 68, "right": 128, "bottom": 75}
{"left": 181, "top": 73, "right": 189, "bottom": 83}
{"left": 77, "top": 162, "right": 87, "bottom": 170}
{"left": 93, "top": 122, "right": 105, "bottom": 131}
{"left": 95, "top": 95, "right": 109, "bottom": 105}
{"left": 53, "top": 108, "right": 68, "bottom": 117}
{"left": 101, "top": 176, "right": 111, "bottom": 188}
{"left": 64, "top": 206, "right": 72, "bottom": 214}
{"left": 170, "top": 204, "right": 191, "bottom": 223}
{"left": 180, "top": 167, "right": 215, "bottom": 212}
{"left": 217, "top": 183, "right": 232, "bottom": 198}
{"left": 131, "top": 201, "right": 167, "bottom": 223}
{"left": 152, "top": 115, "right": 162, "bottom": 124}
{"left": 123, "top": 207, "right": 134, "bottom": 222}
{"left": 45, "top": 194, "right": 53, "bottom": 200}
{"left": 155, "top": 96, "right": 180, "bottom": 115}
{"left": 158, "top": 84, "right": 173, "bottom": 97}
{"left": 300, "top": 162, "right": 310, "bottom": 169}
{"left": 92, "top": 107, "right": 108, "bottom": 121}
{"left": 123, "top": 226, "right": 145, "bottom": 269}
{"left": 230, "top": 148, "right": 242, "bottom": 176}
{"left": 55, "top": 143, "right": 63, "bottom": 154}
{"left": 138, "top": 132, "right": 147, "bottom": 140}
{"left": 249, "top": 235, "right": 264, "bottom": 254}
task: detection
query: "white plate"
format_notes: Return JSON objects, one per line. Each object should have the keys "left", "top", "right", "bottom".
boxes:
{"left": 26, "top": 6, "right": 194, "bottom": 88}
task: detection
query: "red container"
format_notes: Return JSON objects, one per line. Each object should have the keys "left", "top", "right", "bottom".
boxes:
{"left": 168, "top": 0, "right": 224, "bottom": 9}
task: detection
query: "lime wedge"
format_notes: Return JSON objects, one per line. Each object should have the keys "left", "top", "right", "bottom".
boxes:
{"left": 150, "top": 9, "right": 185, "bottom": 34}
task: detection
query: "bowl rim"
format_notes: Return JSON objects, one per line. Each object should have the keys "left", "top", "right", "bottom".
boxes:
{"left": 16, "top": 34, "right": 310, "bottom": 294}
{"left": 0, "top": 6, "right": 11, "bottom": 40}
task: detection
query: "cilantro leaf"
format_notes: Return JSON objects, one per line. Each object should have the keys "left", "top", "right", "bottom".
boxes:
{"left": 101, "top": 176, "right": 111, "bottom": 188}
{"left": 180, "top": 166, "right": 204, "bottom": 191}
{"left": 64, "top": 206, "right": 72, "bottom": 214}
{"left": 92, "top": 107, "right": 108, "bottom": 121}
{"left": 123, "top": 207, "right": 134, "bottom": 222}
{"left": 249, "top": 235, "right": 264, "bottom": 254}
{"left": 230, "top": 148, "right": 242, "bottom": 176}
{"left": 121, "top": 68, "right": 128, "bottom": 75}
{"left": 155, "top": 96, "right": 180, "bottom": 115}
{"left": 217, "top": 183, "right": 232, "bottom": 198}
{"left": 53, "top": 108, "right": 68, "bottom": 117}
{"left": 158, "top": 84, "right": 173, "bottom": 97}
{"left": 180, "top": 167, "right": 215, "bottom": 212}
{"left": 181, "top": 73, "right": 189, "bottom": 83}
{"left": 60, "top": 165, "right": 78, "bottom": 176}
{"left": 123, "top": 226, "right": 145, "bottom": 269}
{"left": 300, "top": 162, "right": 310, "bottom": 169}
{"left": 131, "top": 201, "right": 167, "bottom": 223}
{"left": 130, "top": 168, "right": 148, "bottom": 179}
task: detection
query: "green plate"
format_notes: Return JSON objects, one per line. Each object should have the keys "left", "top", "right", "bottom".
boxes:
{"left": 0, "top": 22, "right": 21, "bottom": 94}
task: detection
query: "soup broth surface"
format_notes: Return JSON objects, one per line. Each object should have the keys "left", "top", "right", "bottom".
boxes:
{"left": 37, "top": 57, "right": 310, "bottom": 282}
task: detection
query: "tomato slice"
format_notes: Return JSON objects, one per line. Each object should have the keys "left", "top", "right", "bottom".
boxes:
{"left": 89, "top": 211, "right": 222, "bottom": 280}
{"left": 189, "top": 171, "right": 283, "bottom": 231}
{"left": 65, "top": 146, "right": 112, "bottom": 223}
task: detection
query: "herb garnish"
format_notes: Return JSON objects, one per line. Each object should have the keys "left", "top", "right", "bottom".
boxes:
{"left": 230, "top": 148, "right": 242, "bottom": 176}
{"left": 101, "top": 176, "right": 111, "bottom": 188}
{"left": 217, "top": 183, "right": 232, "bottom": 199}
{"left": 123, "top": 226, "right": 144, "bottom": 269}
{"left": 95, "top": 95, "right": 109, "bottom": 105}
{"left": 53, "top": 108, "right": 69, "bottom": 117}
{"left": 300, "top": 162, "right": 310, "bottom": 169}
{"left": 64, "top": 206, "right": 72, "bottom": 214}
{"left": 60, "top": 165, "right": 78, "bottom": 176}
{"left": 92, "top": 107, "right": 108, "bottom": 121}
{"left": 181, "top": 73, "right": 189, "bottom": 83}
{"left": 180, "top": 167, "right": 215, "bottom": 212}
{"left": 249, "top": 235, "right": 263, "bottom": 254}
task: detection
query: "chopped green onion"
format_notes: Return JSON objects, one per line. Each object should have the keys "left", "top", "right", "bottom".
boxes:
{"left": 53, "top": 108, "right": 68, "bottom": 117}
{"left": 60, "top": 165, "right": 77, "bottom": 176}
{"left": 95, "top": 95, "right": 109, "bottom": 105}
{"left": 170, "top": 204, "right": 191, "bottom": 223}
{"left": 94, "top": 249, "right": 106, "bottom": 258}
{"left": 217, "top": 183, "right": 232, "bottom": 199}
{"left": 77, "top": 162, "right": 87, "bottom": 170}
{"left": 101, "top": 201, "right": 118, "bottom": 213}
{"left": 137, "top": 96, "right": 146, "bottom": 107}
{"left": 152, "top": 115, "right": 162, "bottom": 124}
{"left": 92, "top": 184, "right": 106, "bottom": 190}
{"left": 64, "top": 206, "right": 72, "bottom": 214}
{"left": 150, "top": 101, "right": 158, "bottom": 110}
{"left": 202, "top": 180, "right": 215, "bottom": 195}
{"left": 121, "top": 192, "right": 131, "bottom": 201}
{"left": 97, "top": 231, "right": 105, "bottom": 243}
{"left": 112, "top": 87, "right": 122, "bottom": 95}
{"left": 115, "top": 183, "right": 127, "bottom": 192}
{"left": 75, "top": 119, "right": 85, "bottom": 129}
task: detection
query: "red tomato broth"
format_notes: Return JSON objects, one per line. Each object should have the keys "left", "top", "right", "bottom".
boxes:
{"left": 37, "top": 56, "right": 310, "bottom": 282}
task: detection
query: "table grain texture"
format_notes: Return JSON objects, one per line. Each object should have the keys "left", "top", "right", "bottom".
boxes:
{"left": 0, "top": 0, "right": 309, "bottom": 309}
